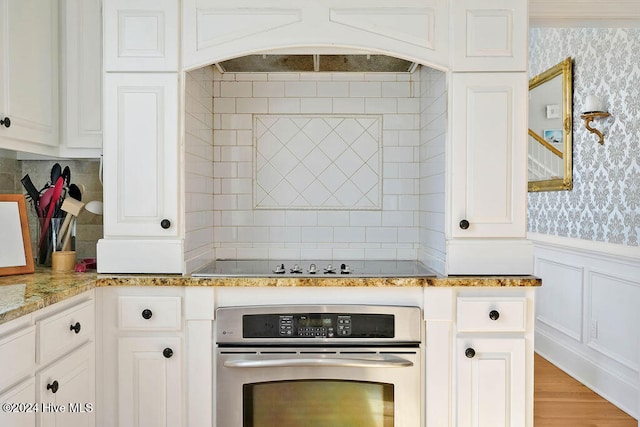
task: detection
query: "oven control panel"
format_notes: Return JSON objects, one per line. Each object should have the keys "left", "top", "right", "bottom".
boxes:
{"left": 242, "top": 312, "right": 393, "bottom": 339}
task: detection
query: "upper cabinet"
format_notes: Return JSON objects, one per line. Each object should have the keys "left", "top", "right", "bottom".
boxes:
{"left": 0, "top": 0, "right": 102, "bottom": 158}
{"left": 104, "top": 0, "right": 179, "bottom": 72}
{"left": 0, "top": 0, "right": 59, "bottom": 156}
{"left": 59, "top": 0, "right": 103, "bottom": 158}
{"left": 182, "top": 0, "right": 449, "bottom": 70}
{"left": 450, "top": 0, "right": 527, "bottom": 71}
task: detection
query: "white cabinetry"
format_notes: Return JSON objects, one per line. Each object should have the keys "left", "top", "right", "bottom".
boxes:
{"left": 0, "top": 0, "right": 59, "bottom": 155}
{"left": 37, "top": 342, "right": 95, "bottom": 427}
{"left": 118, "top": 337, "right": 182, "bottom": 427}
{"left": 104, "top": 0, "right": 179, "bottom": 72}
{"left": 98, "top": 287, "right": 215, "bottom": 427}
{"left": 450, "top": 0, "right": 527, "bottom": 71}
{"left": 456, "top": 337, "right": 525, "bottom": 426}
{"left": 99, "top": 289, "right": 184, "bottom": 427}
{"left": 59, "top": 0, "right": 103, "bottom": 157}
{"left": 447, "top": 72, "right": 530, "bottom": 274}
{"left": 0, "top": 0, "right": 102, "bottom": 157}
{"left": 0, "top": 378, "right": 36, "bottom": 427}
{"left": 99, "top": 0, "right": 181, "bottom": 273}
{"left": 0, "top": 292, "right": 95, "bottom": 427}
{"left": 454, "top": 293, "right": 533, "bottom": 427}
{"left": 98, "top": 73, "right": 182, "bottom": 273}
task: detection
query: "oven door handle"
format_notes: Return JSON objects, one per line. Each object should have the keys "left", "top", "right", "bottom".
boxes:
{"left": 223, "top": 355, "right": 414, "bottom": 369}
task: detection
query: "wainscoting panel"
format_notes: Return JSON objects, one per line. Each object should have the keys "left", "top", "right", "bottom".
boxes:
{"left": 588, "top": 270, "right": 640, "bottom": 372}
{"left": 530, "top": 233, "right": 640, "bottom": 420}
{"left": 535, "top": 258, "right": 583, "bottom": 342}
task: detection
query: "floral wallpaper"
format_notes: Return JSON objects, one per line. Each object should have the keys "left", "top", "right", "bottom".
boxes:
{"left": 528, "top": 28, "right": 640, "bottom": 246}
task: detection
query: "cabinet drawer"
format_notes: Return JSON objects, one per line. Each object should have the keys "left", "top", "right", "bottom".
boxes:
{"left": 0, "top": 326, "right": 36, "bottom": 392}
{"left": 457, "top": 297, "right": 526, "bottom": 332}
{"left": 0, "top": 378, "right": 36, "bottom": 427}
{"left": 38, "top": 300, "right": 95, "bottom": 364}
{"left": 118, "top": 296, "right": 182, "bottom": 331}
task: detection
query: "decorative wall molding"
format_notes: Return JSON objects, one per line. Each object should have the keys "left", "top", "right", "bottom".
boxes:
{"left": 530, "top": 0, "right": 640, "bottom": 27}
{"left": 531, "top": 233, "right": 640, "bottom": 419}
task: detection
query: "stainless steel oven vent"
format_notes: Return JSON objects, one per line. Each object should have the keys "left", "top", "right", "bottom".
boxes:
{"left": 216, "top": 54, "right": 416, "bottom": 73}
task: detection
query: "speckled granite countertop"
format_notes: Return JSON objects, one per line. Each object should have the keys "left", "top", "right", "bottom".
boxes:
{"left": 0, "top": 269, "right": 540, "bottom": 326}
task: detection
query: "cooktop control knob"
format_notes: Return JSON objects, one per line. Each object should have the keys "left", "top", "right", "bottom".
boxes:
{"left": 273, "top": 264, "right": 286, "bottom": 274}
{"left": 340, "top": 263, "right": 351, "bottom": 274}
{"left": 308, "top": 263, "right": 317, "bottom": 274}
{"left": 324, "top": 264, "right": 336, "bottom": 274}
{"left": 290, "top": 264, "right": 302, "bottom": 274}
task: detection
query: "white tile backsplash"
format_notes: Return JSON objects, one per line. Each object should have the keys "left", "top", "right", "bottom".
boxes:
{"left": 188, "top": 68, "right": 439, "bottom": 261}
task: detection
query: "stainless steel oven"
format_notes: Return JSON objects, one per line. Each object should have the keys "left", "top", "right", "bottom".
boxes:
{"left": 215, "top": 305, "right": 423, "bottom": 427}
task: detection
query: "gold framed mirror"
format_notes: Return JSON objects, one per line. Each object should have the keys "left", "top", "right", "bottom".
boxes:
{"left": 528, "top": 57, "right": 573, "bottom": 192}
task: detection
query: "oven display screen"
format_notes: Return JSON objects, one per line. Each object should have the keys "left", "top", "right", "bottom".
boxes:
{"left": 242, "top": 313, "right": 394, "bottom": 339}
{"left": 298, "top": 316, "right": 331, "bottom": 328}
{"left": 244, "top": 380, "right": 394, "bottom": 427}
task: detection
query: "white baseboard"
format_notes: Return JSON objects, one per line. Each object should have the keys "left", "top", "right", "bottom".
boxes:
{"left": 536, "top": 329, "right": 638, "bottom": 419}
{"left": 530, "top": 233, "right": 640, "bottom": 421}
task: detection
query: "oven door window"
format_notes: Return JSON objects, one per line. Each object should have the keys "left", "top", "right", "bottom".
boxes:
{"left": 244, "top": 379, "right": 394, "bottom": 427}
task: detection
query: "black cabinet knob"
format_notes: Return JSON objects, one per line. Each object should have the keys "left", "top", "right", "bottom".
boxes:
{"left": 47, "top": 380, "right": 59, "bottom": 394}
{"left": 0, "top": 117, "right": 10, "bottom": 128}
{"left": 459, "top": 219, "right": 470, "bottom": 230}
{"left": 160, "top": 219, "right": 171, "bottom": 229}
{"left": 489, "top": 310, "right": 500, "bottom": 321}
{"left": 141, "top": 309, "right": 153, "bottom": 320}
{"left": 465, "top": 348, "right": 476, "bottom": 359}
{"left": 69, "top": 322, "right": 81, "bottom": 334}
{"left": 163, "top": 348, "right": 173, "bottom": 359}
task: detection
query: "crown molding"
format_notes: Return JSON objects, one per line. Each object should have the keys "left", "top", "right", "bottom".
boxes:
{"left": 530, "top": 0, "right": 640, "bottom": 27}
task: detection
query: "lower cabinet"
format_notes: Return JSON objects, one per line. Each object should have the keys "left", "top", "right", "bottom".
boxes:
{"left": 118, "top": 337, "right": 182, "bottom": 427}
{"left": 0, "top": 291, "right": 95, "bottom": 427}
{"left": 456, "top": 337, "right": 526, "bottom": 426}
{"left": 37, "top": 342, "right": 95, "bottom": 427}
{"left": 0, "top": 378, "right": 36, "bottom": 427}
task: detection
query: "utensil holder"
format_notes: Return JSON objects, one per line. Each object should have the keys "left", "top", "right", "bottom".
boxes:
{"left": 37, "top": 217, "right": 64, "bottom": 266}
{"left": 52, "top": 251, "right": 76, "bottom": 272}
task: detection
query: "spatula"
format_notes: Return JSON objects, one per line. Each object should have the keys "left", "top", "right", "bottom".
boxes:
{"left": 38, "top": 176, "right": 65, "bottom": 252}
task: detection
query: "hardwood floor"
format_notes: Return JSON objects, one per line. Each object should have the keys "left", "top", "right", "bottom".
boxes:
{"left": 535, "top": 353, "right": 638, "bottom": 426}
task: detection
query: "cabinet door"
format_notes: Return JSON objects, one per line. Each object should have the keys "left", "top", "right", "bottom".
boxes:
{"left": 103, "top": 73, "right": 179, "bottom": 238}
{"left": 59, "top": 0, "right": 103, "bottom": 156}
{"left": 450, "top": 0, "right": 527, "bottom": 71}
{"left": 0, "top": 0, "right": 58, "bottom": 153}
{"left": 0, "top": 378, "right": 36, "bottom": 427}
{"left": 118, "top": 337, "right": 182, "bottom": 427}
{"left": 104, "top": 0, "right": 179, "bottom": 71}
{"left": 37, "top": 342, "right": 95, "bottom": 427}
{"left": 450, "top": 72, "right": 527, "bottom": 239}
{"left": 456, "top": 337, "right": 525, "bottom": 427}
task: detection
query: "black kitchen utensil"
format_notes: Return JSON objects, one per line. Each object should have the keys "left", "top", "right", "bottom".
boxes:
{"left": 21, "top": 174, "right": 40, "bottom": 205}
{"left": 50, "top": 163, "right": 62, "bottom": 185}
{"left": 62, "top": 166, "right": 71, "bottom": 186}
{"left": 68, "top": 183, "right": 82, "bottom": 201}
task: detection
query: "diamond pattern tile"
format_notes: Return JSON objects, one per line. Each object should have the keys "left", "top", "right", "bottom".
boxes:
{"left": 255, "top": 115, "right": 382, "bottom": 209}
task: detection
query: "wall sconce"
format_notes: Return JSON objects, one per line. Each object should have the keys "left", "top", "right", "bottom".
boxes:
{"left": 580, "top": 95, "right": 610, "bottom": 145}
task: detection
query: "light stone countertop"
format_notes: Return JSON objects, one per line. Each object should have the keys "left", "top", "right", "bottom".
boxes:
{"left": 0, "top": 269, "right": 540, "bottom": 326}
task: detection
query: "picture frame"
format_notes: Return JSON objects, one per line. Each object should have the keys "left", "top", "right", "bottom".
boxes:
{"left": 543, "top": 129, "right": 563, "bottom": 145}
{"left": 0, "top": 194, "right": 35, "bottom": 276}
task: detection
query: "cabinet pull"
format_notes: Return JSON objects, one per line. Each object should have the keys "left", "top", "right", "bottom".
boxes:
{"left": 47, "top": 380, "right": 59, "bottom": 394}
{"left": 160, "top": 219, "right": 171, "bottom": 229}
{"left": 69, "top": 322, "right": 81, "bottom": 334}
{"left": 465, "top": 348, "right": 475, "bottom": 359}
{"left": 141, "top": 309, "right": 153, "bottom": 320}
{"left": 459, "top": 219, "right": 470, "bottom": 230}
{"left": 489, "top": 310, "right": 500, "bottom": 321}
{"left": 0, "top": 117, "right": 10, "bottom": 128}
{"left": 163, "top": 348, "right": 173, "bottom": 359}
